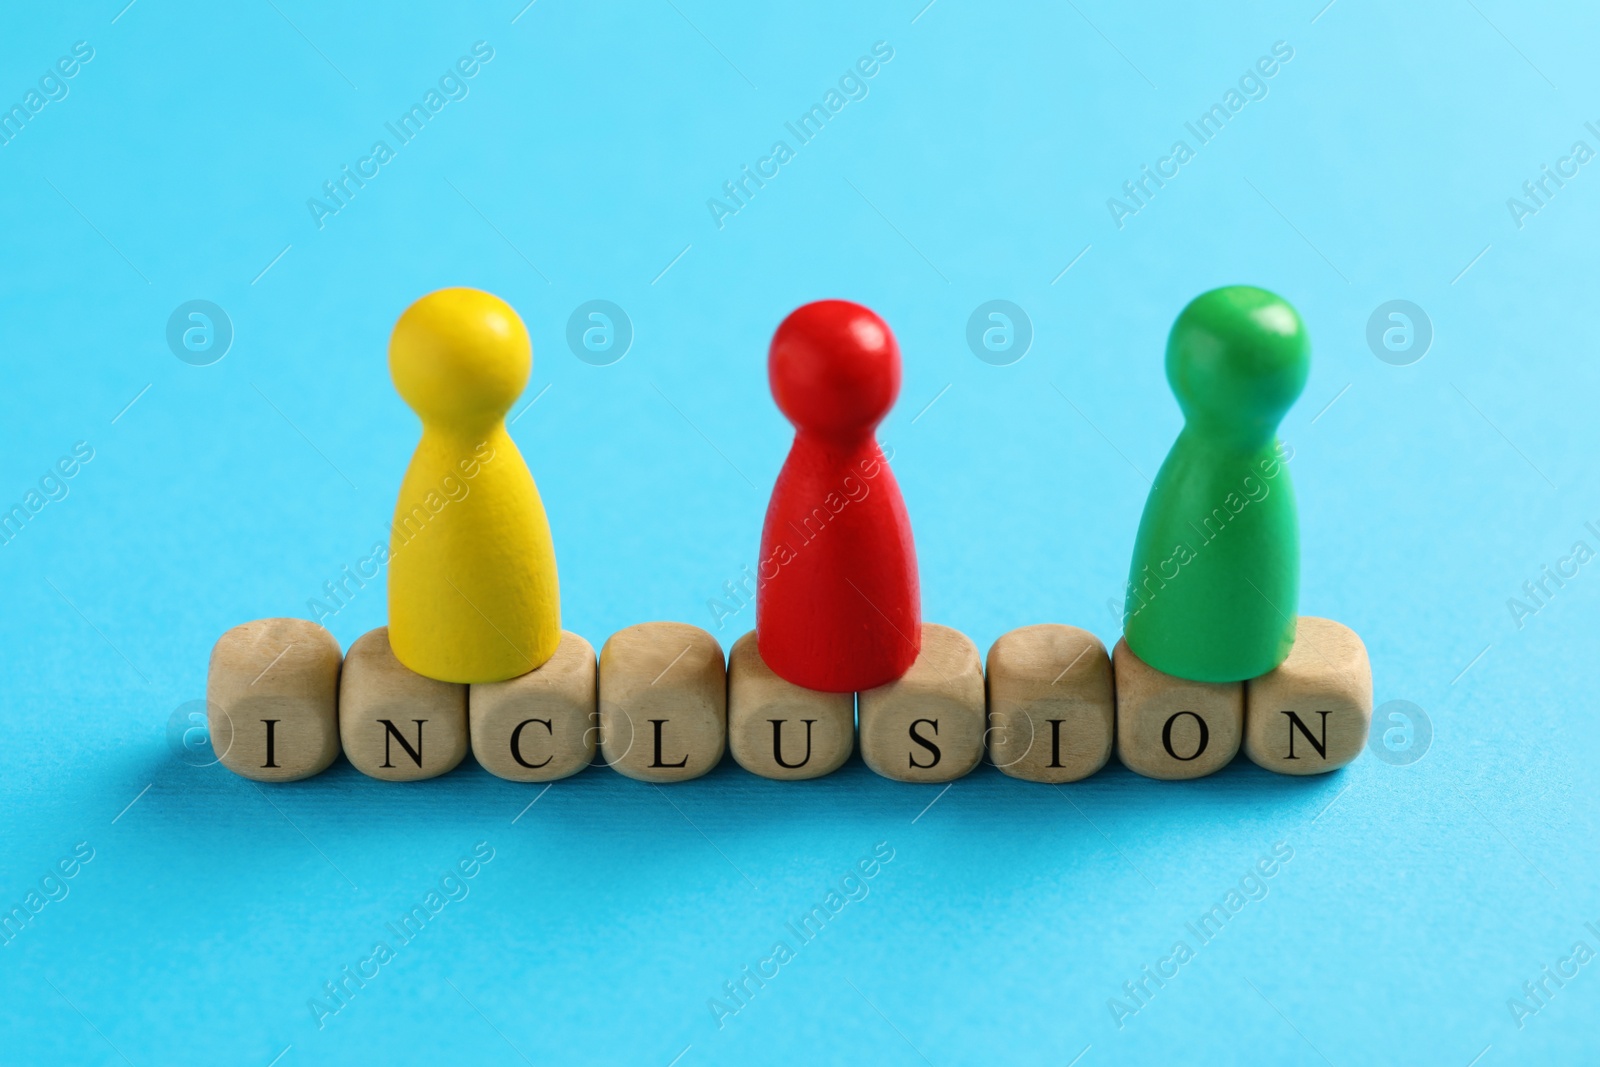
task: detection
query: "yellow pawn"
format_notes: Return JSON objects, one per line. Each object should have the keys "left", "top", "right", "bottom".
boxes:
{"left": 386, "top": 288, "right": 560, "bottom": 683}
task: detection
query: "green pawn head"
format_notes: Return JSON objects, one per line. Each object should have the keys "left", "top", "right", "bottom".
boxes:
{"left": 1167, "top": 286, "right": 1309, "bottom": 450}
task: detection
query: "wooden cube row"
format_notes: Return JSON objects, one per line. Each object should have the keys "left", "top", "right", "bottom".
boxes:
{"left": 206, "top": 616, "right": 1371, "bottom": 784}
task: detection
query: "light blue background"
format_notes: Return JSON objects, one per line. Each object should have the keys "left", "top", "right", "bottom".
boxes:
{"left": 2, "top": 0, "right": 1596, "bottom": 1063}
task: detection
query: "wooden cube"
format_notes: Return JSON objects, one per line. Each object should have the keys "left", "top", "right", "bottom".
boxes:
{"left": 207, "top": 618, "right": 342, "bottom": 782}
{"left": 470, "top": 630, "right": 597, "bottom": 782}
{"left": 986, "top": 624, "right": 1114, "bottom": 783}
{"left": 1114, "top": 638, "right": 1241, "bottom": 780}
{"left": 1245, "top": 616, "right": 1372, "bottom": 775}
{"left": 598, "top": 622, "right": 726, "bottom": 782}
{"left": 340, "top": 627, "right": 468, "bottom": 781}
{"left": 727, "top": 631, "right": 854, "bottom": 780}
{"left": 859, "top": 623, "right": 985, "bottom": 783}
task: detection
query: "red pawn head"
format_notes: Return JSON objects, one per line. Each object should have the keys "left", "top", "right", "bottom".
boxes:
{"left": 770, "top": 300, "right": 901, "bottom": 441}
{"left": 757, "top": 300, "right": 921, "bottom": 693}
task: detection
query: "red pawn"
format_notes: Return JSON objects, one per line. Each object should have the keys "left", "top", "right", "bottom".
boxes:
{"left": 756, "top": 300, "right": 921, "bottom": 692}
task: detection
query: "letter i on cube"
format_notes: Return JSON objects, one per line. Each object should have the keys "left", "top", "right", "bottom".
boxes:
{"left": 985, "top": 624, "right": 1114, "bottom": 783}
{"left": 207, "top": 618, "right": 342, "bottom": 782}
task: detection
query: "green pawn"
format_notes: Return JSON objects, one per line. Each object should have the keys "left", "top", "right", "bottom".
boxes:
{"left": 1123, "top": 286, "right": 1310, "bottom": 683}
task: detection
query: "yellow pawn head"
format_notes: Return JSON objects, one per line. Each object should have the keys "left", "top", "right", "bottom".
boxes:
{"left": 390, "top": 287, "right": 530, "bottom": 429}
{"left": 386, "top": 287, "right": 561, "bottom": 684}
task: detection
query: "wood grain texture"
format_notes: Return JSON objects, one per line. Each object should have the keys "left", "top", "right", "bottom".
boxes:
{"left": 986, "top": 624, "right": 1114, "bottom": 783}
{"left": 1113, "top": 637, "right": 1241, "bottom": 780}
{"left": 727, "top": 631, "right": 854, "bottom": 780}
{"left": 1244, "top": 616, "right": 1371, "bottom": 775}
{"left": 207, "top": 618, "right": 342, "bottom": 782}
{"left": 340, "top": 626, "right": 468, "bottom": 781}
{"left": 598, "top": 622, "right": 726, "bottom": 782}
{"left": 858, "top": 623, "right": 984, "bottom": 783}
{"left": 470, "top": 630, "right": 597, "bottom": 782}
